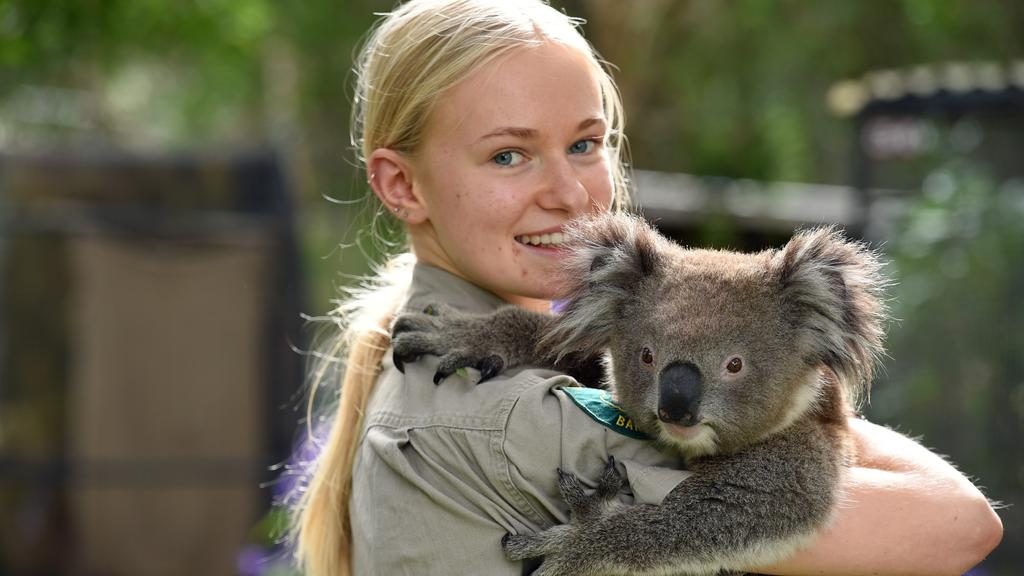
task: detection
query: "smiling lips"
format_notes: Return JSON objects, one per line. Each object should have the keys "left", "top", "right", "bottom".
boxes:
{"left": 515, "top": 232, "right": 567, "bottom": 247}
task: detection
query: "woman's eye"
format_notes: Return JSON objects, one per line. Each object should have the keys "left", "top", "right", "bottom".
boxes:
{"left": 569, "top": 139, "right": 596, "bottom": 154}
{"left": 492, "top": 150, "right": 525, "bottom": 167}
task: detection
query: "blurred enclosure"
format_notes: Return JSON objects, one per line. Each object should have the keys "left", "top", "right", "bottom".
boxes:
{"left": 1, "top": 151, "right": 305, "bottom": 575}
{"left": 1, "top": 1, "right": 1022, "bottom": 574}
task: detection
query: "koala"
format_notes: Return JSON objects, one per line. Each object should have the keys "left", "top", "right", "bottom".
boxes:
{"left": 391, "top": 212, "right": 888, "bottom": 576}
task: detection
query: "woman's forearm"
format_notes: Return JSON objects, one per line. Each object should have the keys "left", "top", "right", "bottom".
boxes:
{"left": 753, "top": 419, "right": 1003, "bottom": 576}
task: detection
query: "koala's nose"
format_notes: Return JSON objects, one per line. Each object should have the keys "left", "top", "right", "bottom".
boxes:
{"left": 658, "top": 362, "right": 703, "bottom": 426}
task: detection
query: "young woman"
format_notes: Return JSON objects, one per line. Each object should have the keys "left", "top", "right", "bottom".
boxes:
{"left": 291, "top": 1, "right": 1003, "bottom": 574}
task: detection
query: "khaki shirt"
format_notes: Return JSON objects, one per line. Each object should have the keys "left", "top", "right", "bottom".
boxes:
{"left": 351, "top": 264, "right": 690, "bottom": 575}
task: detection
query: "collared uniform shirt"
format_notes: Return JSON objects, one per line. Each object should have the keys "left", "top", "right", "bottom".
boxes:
{"left": 350, "top": 264, "right": 691, "bottom": 575}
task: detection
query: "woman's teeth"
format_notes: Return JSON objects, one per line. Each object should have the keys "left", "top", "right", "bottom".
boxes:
{"left": 516, "top": 232, "right": 565, "bottom": 246}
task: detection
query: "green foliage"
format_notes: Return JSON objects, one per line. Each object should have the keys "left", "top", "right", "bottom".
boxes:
{"left": 868, "top": 164, "right": 1023, "bottom": 571}
{"left": 6, "top": 0, "right": 1023, "bottom": 188}
{"left": 1, "top": 0, "right": 271, "bottom": 142}
{"left": 557, "top": 0, "right": 1024, "bottom": 182}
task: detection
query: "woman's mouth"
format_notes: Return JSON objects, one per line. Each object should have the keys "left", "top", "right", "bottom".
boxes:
{"left": 515, "top": 232, "right": 567, "bottom": 248}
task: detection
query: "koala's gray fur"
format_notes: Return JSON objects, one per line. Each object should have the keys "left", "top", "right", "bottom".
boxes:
{"left": 392, "top": 212, "right": 888, "bottom": 575}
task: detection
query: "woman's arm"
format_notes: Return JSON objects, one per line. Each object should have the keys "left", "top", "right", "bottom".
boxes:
{"left": 754, "top": 418, "right": 1003, "bottom": 576}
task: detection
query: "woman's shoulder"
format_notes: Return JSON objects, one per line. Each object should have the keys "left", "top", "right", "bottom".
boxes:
{"left": 367, "top": 261, "right": 554, "bottom": 427}
{"left": 404, "top": 263, "right": 508, "bottom": 315}
{"left": 365, "top": 349, "right": 569, "bottom": 432}
{"left": 372, "top": 334, "right": 649, "bottom": 441}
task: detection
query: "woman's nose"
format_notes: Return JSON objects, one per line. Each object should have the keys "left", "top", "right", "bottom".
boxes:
{"left": 536, "top": 157, "right": 589, "bottom": 213}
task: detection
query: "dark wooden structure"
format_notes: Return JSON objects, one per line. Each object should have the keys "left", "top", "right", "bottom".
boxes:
{"left": 0, "top": 149, "right": 305, "bottom": 575}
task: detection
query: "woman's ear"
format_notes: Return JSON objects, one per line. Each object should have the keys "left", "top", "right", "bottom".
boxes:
{"left": 367, "top": 148, "right": 428, "bottom": 224}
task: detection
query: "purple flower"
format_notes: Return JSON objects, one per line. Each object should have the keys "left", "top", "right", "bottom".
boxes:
{"left": 237, "top": 545, "right": 273, "bottom": 576}
{"left": 273, "top": 419, "right": 333, "bottom": 506}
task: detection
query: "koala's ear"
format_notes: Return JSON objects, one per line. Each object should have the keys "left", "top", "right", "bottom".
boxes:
{"left": 773, "top": 226, "right": 888, "bottom": 404}
{"left": 542, "top": 212, "right": 667, "bottom": 358}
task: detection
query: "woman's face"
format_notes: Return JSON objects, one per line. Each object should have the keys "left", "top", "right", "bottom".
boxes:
{"left": 408, "top": 42, "right": 614, "bottom": 310}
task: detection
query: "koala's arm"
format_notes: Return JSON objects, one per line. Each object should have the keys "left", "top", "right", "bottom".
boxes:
{"left": 749, "top": 418, "right": 1003, "bottom": 576}
{"left": 504, "top": 425, "right": 841, "bottom": 576}
{"left": 391, "top": 305, "right": 603, "bottom": 384}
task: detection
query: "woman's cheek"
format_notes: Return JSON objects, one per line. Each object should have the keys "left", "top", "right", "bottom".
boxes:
{"left": 584, "top": 166, "right": 614, "bottom": 211}
{"left": 487, "top": 184, "right": 529, "bottom": 215}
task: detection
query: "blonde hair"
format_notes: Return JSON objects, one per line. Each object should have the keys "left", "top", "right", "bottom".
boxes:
{"left": 291, "top": 1, "right": 632, "bottom": 575}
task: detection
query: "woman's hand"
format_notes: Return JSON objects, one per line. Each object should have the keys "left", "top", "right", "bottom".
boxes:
{"left": 753, "top": 417, "right": 1003, "bottom": 576}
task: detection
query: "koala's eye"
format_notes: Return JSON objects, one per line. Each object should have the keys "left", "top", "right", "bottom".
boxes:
{"left": 726, "top": 356, "right": 743, "bottom": 374}
{"left": 641, "top": 347, "right": 654, "bottom": 365}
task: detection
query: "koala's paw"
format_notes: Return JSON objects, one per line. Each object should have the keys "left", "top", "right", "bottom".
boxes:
{"left": 390, "top": 304, "right": 508, "bottom": 384}
{"left": 501, "top": 525, "right": 569, "bottom": 562}
{"left": 502, "top": 459, "right": 624, "bottom": 574}
{"left": 503, "top": 525, "right": 597, "bottom": 576}
{"left": 559, "top": 456, "right": 623, "bottom": 521}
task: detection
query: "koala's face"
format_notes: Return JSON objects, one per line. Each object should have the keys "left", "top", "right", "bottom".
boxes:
{"left": 606, "top": 249, "right": 822, "bottom": 458}
{"left": 549, "top": 213, "right": 885, "bottom": 459}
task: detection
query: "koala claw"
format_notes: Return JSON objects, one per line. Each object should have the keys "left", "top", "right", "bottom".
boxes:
{"left": 391, "top": 344, "right": 423, "bottom": 374}
{"left": 431, "top": 352, "right": 506, "bottom": 385}
{"left": 391, "top": 314, "right": 429, "bottom": 337}
{"left": 434, "top": 351, "right": 471, "bottom": 384}
{"left": 476, "top": 354, "right": 505, "bottom": 383}
{"left": 391, "top": 303, "right": 519, "bottom": 384}
{"left": 595, "top": 456, "right": 623, "bottom": 500}
{"left": 557, "top": 458, "right": 622, "bottom": 522}
{"left": 390, "top": 310, "right": 443, "bottom": 376}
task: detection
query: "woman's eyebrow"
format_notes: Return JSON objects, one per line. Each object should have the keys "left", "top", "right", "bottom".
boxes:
{"left": 476, "top": 126, "right": 538, "bottom": 143}
{"left": 577, "top": 117, "right": 605, "bottom": 132}
{"left": 475, "top": 117, "right": 607, "bottom": 144}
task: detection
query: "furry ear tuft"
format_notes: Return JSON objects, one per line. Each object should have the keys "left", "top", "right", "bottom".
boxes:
{"left": 774, "top": 226, "right": 889, "bottom": 406}
{"left": 541, "top": 213, "right": 667, "bottom": 359}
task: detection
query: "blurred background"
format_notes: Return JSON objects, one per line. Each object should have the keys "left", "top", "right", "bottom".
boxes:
{"left": 0, "top": 0, "right": 1021, "bottom": 574}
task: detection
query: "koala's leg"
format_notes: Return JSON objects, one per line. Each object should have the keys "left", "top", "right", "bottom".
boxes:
{"left": 391, "top": 304, "right": 553, "bottom": 383}
{"left": 503, "top": 426, "right": 841, "bottom": 575}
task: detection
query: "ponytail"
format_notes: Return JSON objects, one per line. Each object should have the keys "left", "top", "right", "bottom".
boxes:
{"left": 291, "top": 254, "right": 414, "bottom": 576}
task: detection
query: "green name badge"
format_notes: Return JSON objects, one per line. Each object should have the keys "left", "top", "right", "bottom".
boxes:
{"left": 562, "top": 386, "right": 650, "bottom": 440}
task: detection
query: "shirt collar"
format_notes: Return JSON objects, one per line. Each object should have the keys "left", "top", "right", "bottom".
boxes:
{"left": 404, "top": 263, "right": 508, "bottom": 314}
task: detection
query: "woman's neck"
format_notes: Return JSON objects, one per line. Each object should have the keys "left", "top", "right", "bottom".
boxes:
{"left": 408, "top": 232, "right": 553, "bottom": 314}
